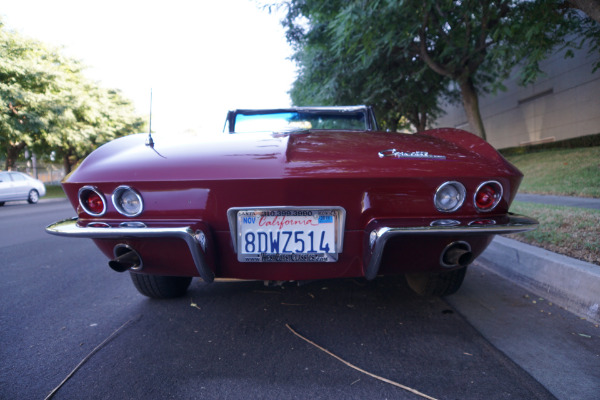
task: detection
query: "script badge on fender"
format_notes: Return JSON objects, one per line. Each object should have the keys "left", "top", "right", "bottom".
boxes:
{"left": 378, "top": 148, "right": 446, "bottom": 160}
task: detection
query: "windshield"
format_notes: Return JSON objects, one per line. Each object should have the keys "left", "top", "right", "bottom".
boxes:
{"left": 233, "top": 111, "right": 367, "bottom": 133}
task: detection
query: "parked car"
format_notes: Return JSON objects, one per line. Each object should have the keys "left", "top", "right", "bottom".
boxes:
{"left": 0, "top": 171, "right": 46, "bottom": 206}
{"left": 46, "top": 106, "right": 537, "bottom": 298}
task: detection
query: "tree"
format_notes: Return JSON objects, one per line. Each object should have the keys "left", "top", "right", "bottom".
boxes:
{"left": 565, "top": 0, "right": 600, "bottom": 22}
{"left": 0, "top": 24, "right": 64, "bottom": 169}
{"left": 0, "top": 23, "right": 144, "bottom": 172}
{"left": 279, "top": 1, "right": 595, "bottom": 140}
{"left": 37, "top": 78, "right": 144, "bottom": 174}
{"left": 561, "top": 0, "right": 600, "bottom": 73}
{"left": 280, "top": 0, "right": 451, "bottom": 132}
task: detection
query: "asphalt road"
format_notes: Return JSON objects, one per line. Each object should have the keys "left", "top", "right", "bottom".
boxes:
{"left": 0, "top": 200, "right": 596, "bottom": 399}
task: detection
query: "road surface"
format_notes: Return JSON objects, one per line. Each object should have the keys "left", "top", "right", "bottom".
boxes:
{"left": 1, "top": 200, "right": 597, "bottom": 399}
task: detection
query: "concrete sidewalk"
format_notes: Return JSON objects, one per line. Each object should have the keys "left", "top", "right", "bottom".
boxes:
{"left": 478, "top": 236, "right": 600, "bottom": 324}
{"left": 486, "top": 193, "right": 600, "bottom": 324}
{"left": 480, "top": 191, "right": 600, "bottom": 325}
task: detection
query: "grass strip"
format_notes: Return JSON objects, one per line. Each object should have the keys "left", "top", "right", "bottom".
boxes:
{"left": 508, "top": 201, "right": 600, "bottom": 265}
{"left": 505, "top": 147, "right": 600, "bottom": 197}
{"left": 44, "top": 184, "right": 66, "bottom": 198}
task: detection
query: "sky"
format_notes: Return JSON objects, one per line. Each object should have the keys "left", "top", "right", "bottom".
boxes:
{"left": 0, "top": 0, "right": 297, "bottom": 135}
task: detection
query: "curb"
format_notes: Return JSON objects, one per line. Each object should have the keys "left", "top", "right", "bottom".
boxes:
{"left": 3, "top": 197, "right": 67, "bottom": 206}
{"left": 477, "top": 236, "right": 600, "bottom": 325}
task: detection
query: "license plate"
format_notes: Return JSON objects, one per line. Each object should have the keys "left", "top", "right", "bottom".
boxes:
{"left": 228, "top": 207, "right": 345, "bottom": 262}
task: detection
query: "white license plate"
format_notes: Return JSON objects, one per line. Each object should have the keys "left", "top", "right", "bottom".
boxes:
{"left": 229, "top": 207, "right": 345, "bottom": 262}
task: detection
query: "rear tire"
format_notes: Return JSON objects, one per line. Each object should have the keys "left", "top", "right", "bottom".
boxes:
{"left": 27, "top": 189, "right": 39, "bottom": 204}
{"left": 405, "top": 267, "right": 467, "bottom": 297}
{"left": 130, "top": 272, "right": 192, "bottom": 299}
{"left": 0, "top": 202, "right": 5, "bottom": 206}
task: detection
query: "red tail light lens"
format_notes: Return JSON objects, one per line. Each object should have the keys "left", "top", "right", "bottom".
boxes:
{"left": 78, "top": 186, "right": 106, "bottom": 216}
{"left": 87, "top": 193, "right": 104, "bottom": 214}
{"left": 474, "top": 181, "right": 503, "bottom": 211}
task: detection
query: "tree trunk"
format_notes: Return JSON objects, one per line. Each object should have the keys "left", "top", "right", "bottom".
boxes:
{"left": 567, "top": 0, "right": 600, "bottom": 23}
{"left": 418, "top": 109, "right": 428, "bottom": 132}
{"left": 5, "top": 142, "right": 26, "bottom": 171}
{"left": 458, "top": 78, "right": 487, "bottom": 140}
{"left": 408, "top": 108, "right": 427, "bottom": 132}
{"left": 414, "top": 115, "right": 426, "bottom": 132}
{"left": 63, "top": 154, "right": 72, "bottom": 175}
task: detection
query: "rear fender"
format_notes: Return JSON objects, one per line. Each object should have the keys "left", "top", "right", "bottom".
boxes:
{"left": 420, "top": 128, "right": 506, "bottom": 164}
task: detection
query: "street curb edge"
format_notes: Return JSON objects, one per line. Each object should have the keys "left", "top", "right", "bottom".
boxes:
{"left": 476, "top": 236, "right": 600, "bottom": 325}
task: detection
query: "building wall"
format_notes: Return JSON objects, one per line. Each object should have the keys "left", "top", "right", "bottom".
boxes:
{"left": 433, "top": 44, "right": 600, "bottom": 149}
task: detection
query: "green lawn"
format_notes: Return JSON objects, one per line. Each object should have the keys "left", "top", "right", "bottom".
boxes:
{"left": 508, "top": 201, "right": 600, "bottom": 265}
{"left": 505, "top": 146, "right": 600, "bottom": 197}
{"left": 45, "top": 184, "right": 66, "bottom": 198}
{"left": 505, "top": 146, "right": 600, "bottom": 265}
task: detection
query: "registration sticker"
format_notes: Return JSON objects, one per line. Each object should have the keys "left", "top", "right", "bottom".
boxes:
{"left": 227, "top": 207, "right": 345, "bottom": 262}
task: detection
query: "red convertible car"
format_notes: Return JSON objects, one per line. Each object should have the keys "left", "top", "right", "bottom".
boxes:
{"left": 46, "top": 106, "right": 537, "bottom": 298}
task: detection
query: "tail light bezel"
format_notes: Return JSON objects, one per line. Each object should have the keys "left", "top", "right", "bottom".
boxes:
{"left": 434, "top": 181, "right": 467, "bottom": 213}
{"left": 78, "top": 186, "right": 107, "bottom": 217}
{"left": 474, "top": 180, "right": 503, "bottom": 212}
{"left": 112, "top": 185, "right": 144, "bottom": 217}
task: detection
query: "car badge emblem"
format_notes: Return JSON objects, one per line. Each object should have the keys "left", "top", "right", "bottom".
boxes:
{"left": 378, "top": 148, "right": 446, "bottom": 160}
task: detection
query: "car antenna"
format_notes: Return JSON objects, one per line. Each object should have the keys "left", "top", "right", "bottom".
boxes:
{"left": 146, "top": 88, "right": 154, "bottom": 147}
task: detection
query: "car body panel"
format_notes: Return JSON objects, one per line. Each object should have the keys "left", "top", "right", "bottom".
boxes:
{"left": 47, "top": 106, "right": 537, "bottom": 292}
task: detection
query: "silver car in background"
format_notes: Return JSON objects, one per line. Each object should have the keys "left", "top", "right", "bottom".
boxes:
{"left": 0, "top": 171, "right": 46, "bottom": 206}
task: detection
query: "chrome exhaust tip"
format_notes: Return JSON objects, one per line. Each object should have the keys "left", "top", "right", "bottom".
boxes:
{"left": 109, "top": 244, "right": 143, "bottom": 272}
{"left": 440, "top": 241, "right": 473, "bottom": 268}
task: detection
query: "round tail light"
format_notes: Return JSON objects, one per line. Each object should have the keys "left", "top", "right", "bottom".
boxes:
{"left": 475, "top": 181, "right": 503, "bottom": 211}
{"left": 112, "top": 186, "right": 143, "bottom": 217}
{"left": 434, "top": 181, "right": 466, "bottom": 212}
{"left": 79, "top": 186, "right": 106, "bottom": 216}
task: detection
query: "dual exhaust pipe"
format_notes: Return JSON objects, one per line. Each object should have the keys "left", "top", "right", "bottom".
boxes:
{"left": 108, "top": 244, "right": 143, "bottom": 272}
{"left": 108, "top": 241, "right": 473, "bottom": 274}
{"left": 441, "top": 241, "right": 473, "bottom": 268}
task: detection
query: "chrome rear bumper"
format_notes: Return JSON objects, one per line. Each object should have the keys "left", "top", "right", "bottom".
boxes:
{"left": 364, "top": 213, "right": 538, "bottom": 280}
{"left": 46, "top": 217, "right": 214, "bottom": 283}
{"left": 47, "top": 213, "right": 537, "bottom": 284}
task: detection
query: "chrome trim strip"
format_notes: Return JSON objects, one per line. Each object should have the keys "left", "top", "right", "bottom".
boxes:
{"left": 119, "top": 221, "right": 147, "bottom": 228}
{"left": 364, "top": 213, "right": 538, "bottom": 280}
{"left": 45, "top": 217, "right": 214, "bottom": 283}
{"left": 87, "top": 222, "right": 111, "bottom": 228}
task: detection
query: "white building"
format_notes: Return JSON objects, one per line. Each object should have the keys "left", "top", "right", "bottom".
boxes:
{"left": 433, "top": 42, "right": 600, "bottom": 150}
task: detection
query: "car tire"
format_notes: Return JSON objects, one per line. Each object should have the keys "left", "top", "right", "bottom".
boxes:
{"left": 405, "top": 267, "right": 467, "bottom": 297}
{"left": 27, "top": 189, "right": 39, "bottom": 204}
{"left": 129, "top": 272, "right": 192, "bottom": 299}
{"left": 0, "top": 202, "right": 4, "bottom": 206}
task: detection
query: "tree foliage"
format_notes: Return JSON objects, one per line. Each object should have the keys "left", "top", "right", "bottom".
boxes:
{"left": 565, "top": 0, "right": 600, "bottom": 23}
{"left": 278, "top": 0, "right": 598, "bottom": 139}
{"left": 280, "top": 0, "right": 451, "bottom": 132}
{"left": 562, "top": 0, "right": 600, "bottom": 73}
{"left": 0, "top": 23, "right": 144, "bottom": 172}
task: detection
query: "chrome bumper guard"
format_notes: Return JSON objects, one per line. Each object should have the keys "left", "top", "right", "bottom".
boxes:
{"left": 364, "top": 213, "right": 538, "bottom": 280}
{"left": 46, "top": 217, "right": 214, "bottom": 283}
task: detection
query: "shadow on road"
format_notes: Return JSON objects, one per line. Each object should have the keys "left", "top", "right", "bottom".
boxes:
{"left": 44, "top": 276, "right": 554, "bottom": 400}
